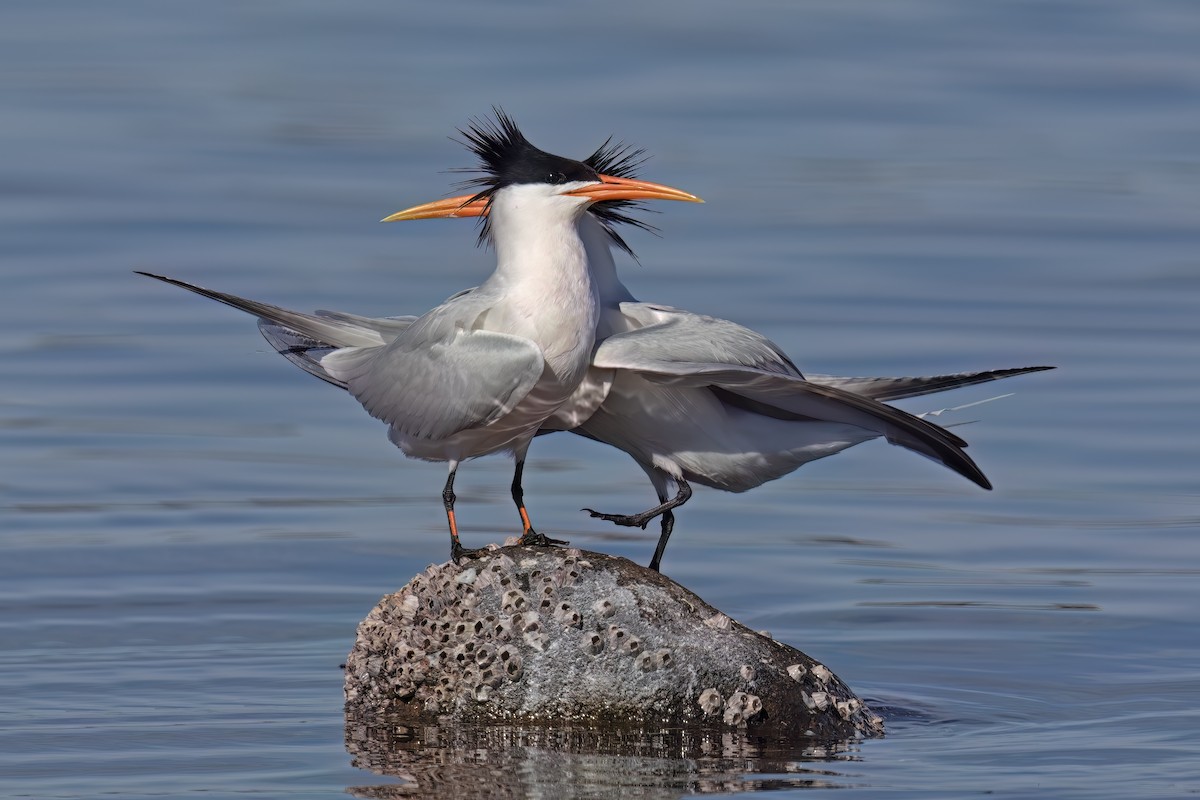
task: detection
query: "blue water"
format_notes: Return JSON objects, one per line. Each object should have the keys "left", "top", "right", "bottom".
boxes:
{"left": 3, "top": 1, "right": 1199, "bottom": 797}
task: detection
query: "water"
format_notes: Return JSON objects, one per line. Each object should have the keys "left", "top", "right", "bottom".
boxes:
{"left": 3, "top": 1, "right": 1199, "bottom": 797}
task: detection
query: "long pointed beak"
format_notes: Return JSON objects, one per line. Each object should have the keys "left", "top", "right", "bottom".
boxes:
{"left": 381, "top": 196, "right": 485, "bottom": 222}
{"left": 381, "top": 174, "right": 702, "bottom": 222}
{"left": 564, "top": 174, "right": 703, "bottom": 204}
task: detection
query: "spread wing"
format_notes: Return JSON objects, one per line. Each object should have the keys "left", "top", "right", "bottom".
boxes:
{"left": 593, "top": 332, "right": 990, "bottom": 489}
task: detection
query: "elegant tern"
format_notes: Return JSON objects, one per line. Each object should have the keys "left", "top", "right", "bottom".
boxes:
{"left": 138, "top": 112, "right": 701, "bottom": 562}
{"left": 396, "top": 140, "right": 1053, "bottom": 571}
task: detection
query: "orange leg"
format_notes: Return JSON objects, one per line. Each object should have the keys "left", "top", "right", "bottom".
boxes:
{"left": 443, "top": 466, "right": 481, "bottom": 563}
{"left": 511, "top": 459, "right": 567, "bottom": 548}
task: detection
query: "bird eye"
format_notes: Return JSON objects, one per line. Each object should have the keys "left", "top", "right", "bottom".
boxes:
{"left": 549, "top": 171, "right": 566, "bottom": 184}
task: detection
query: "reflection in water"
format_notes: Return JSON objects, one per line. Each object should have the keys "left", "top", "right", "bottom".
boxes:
{"left": 345, "top": 718, "right": 864, "bottom": 798}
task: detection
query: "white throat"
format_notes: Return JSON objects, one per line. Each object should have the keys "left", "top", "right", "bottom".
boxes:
{"left": 482, "top": 183, "right": 601, "bottom": 384}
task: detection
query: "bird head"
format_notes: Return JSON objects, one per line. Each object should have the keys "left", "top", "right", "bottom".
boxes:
{"left": 383, "top": 109, "right": 701, "bottom": 255}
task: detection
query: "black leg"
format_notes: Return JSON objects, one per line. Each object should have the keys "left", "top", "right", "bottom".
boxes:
{"left": 584, "top": 479, "right": 692, "bottom": 572}
{"left": 648, "top": 509, "right": 676, "bottom": 573}
{"left": 583, "top": 479, "right": 692, "bottom": 531}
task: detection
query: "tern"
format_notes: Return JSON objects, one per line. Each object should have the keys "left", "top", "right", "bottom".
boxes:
{"left": 138, "top": 111, "right": 702, "bottom": 562}
{"left": 393, "top": 139, "right": 1053, "bottom": 571}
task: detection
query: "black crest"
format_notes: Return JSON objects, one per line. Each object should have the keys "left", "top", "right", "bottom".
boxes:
{"left": 454, "top": 108, "right": 598, "bottom": 198}
{"left": 453, "top": 108, "right": 656, "bottom": 257}
{"left": 583, "top": 137, "right": 659, "bottom": 259}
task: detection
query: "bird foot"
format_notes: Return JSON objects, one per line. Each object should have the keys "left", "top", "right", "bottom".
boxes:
{"left": 450, "top": 540, "right": 487, "bottom": 564}
{"left": 516, "top": 530, "right": 569, "bottom": 548}
{"left": 582, "top": 507, "right": 657, "bottom": 530}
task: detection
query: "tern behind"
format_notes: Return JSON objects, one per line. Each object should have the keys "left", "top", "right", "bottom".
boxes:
{"left": 396, "top": 140, "right": 1053, "bottom": 571}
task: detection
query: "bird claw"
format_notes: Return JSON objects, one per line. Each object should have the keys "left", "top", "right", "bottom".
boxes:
{"left": 516, "top": 530, "right": 569, "bottom": 548}
{"left": 582, "top": 507, "right": 654, "bottom": 530}
{"left": 450, "top": 540, "right": 486, "bottom": 564}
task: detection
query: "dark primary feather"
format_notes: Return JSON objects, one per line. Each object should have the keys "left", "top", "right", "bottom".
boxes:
{"left": 257, "top": 322, "right": 345, "bottom": 388}
{"left": 811, "top": 366, "right": 1056, "bottom": 402}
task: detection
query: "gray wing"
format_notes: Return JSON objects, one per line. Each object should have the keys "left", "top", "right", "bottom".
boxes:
{"left": 140, "top": 271, "right": 543, "bottom": 440}
{"left": 321, "top": 311, "right": 545, "bottom": 442}
{"left": 614, "top": 303, "right": 804, "bottom": 377}
{"left": 313, "top": 309, "right": 417, "bottom": 340}
{"left": 808, "top": 366, "right": 1055, "bottom": 402}
{"left": 592, "top": 340, "right": 990, "bottom": 489}
{"left": 256, "top": 314, "right": 422, "bottom": 391}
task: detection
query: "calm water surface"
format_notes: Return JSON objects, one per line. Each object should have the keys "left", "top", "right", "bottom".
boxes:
{"left": 3, "top": 2, "right": 1199, "bottom": 798}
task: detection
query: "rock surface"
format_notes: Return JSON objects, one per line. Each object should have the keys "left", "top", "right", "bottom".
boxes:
{"left": 344, "top": 546, "right": 883, "bottom": 739}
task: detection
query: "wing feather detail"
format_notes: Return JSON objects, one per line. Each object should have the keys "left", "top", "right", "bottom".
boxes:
{"left": 321, "top": 322, "right": 544, "bottom": 442}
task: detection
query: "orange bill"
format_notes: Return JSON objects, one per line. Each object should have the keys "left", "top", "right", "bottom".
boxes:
{"left": 381, "top": 195, "right": 486, "bottom": 222}
{"left": 382, "top": 174, "right": 702, "bottom": 222}
{"left": 564, "top": 174, "right": 703, "bottom": 204}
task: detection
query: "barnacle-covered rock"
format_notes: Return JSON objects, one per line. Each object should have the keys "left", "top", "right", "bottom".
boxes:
{"left": 344, "top": 546, "right": 883, "bottom": 739}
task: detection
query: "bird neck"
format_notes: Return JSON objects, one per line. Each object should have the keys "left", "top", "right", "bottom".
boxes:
{"left": 488, "top": 189, "right": 594, "bottom": 295}
{"left": 579, "top": 213, "right": 636, "bottom": 306}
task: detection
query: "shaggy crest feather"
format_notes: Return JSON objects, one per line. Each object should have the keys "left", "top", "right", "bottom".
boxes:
{"left": 449, "top": 108, "right": 656, "bottom": 257}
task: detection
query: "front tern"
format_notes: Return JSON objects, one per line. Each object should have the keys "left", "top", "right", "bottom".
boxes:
{"left": 138, "top": 112, "right": 701, "bottom": 562}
